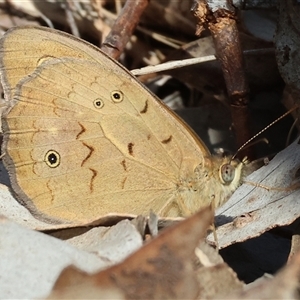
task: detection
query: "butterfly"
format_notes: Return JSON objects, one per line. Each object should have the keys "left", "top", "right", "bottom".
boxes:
{"left": 0, "top": 26, "right": 246, "bottom": 223}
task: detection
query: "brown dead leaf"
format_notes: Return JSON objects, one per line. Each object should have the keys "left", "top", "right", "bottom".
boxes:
{"left": 195, "top": 241, "right": 244, "bottom": 299}
{"left": 48, "top": 206, "right": 214, "bottom": 299}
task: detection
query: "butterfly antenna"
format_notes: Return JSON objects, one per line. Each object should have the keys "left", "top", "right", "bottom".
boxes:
{"left": 231, "top": 105, "right": 299, "bottom": 160}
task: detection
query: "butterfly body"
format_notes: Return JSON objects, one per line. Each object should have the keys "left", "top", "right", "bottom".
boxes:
{"left": 0, "top": 26, "right": 245, "bottom": 223}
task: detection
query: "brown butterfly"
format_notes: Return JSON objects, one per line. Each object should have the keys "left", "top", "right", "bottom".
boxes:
{"left": 0, "top": 26, "right": 246, "bottom": 223}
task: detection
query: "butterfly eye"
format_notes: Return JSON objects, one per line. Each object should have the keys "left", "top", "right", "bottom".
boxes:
{"left": 220, "top": 163, "right": 235, "bottom": 184}
{"left": 93, "top": 98, "right": 104, "bottom": 109}
{"left": 111, "top": 90, "right": 124, "bottom": 103}
{"left": 45, "top": 150, "right": 60, "bottom": 168}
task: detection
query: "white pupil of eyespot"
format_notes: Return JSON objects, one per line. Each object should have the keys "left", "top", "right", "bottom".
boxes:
{"left": 48, "top": 153, "right": 57, "bottom": 164}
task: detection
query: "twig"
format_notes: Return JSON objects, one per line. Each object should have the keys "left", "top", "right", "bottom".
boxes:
{"left": 101, "top": 0, "right": 149, "bottom": 60}
{"left": 192, "top": 0, "right": 253, "bottom": 160}
{"left": 131, "top": 55, "right": 216, "bottom": 76}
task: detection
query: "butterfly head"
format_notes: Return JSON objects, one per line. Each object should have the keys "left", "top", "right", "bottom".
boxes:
{"left": 201, "top": 155, "right": 248, "bottom": 209}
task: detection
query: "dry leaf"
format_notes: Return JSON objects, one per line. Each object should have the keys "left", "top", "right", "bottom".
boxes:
{"left": 66, "top": 219, "right": 143, "bottom": 264}
{"left": 228, "top": 249, "right": 300, "bottom": 299}
{"left": 48, "top": 207, "right": 214, "bottom": 299}
{"left": 0, "top": 216, "right": 114, "bottom": 299}
{"left": 275, "top": 0, "right": 300, "bottom": 90}
{"left": 208, "top": 137, "right": 300, "bottom": 248}
{"left": 195, "top": 241, "right": 244, "bottom": 299}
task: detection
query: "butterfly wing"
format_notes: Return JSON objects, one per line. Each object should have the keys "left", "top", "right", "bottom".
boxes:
{"left": 0, "top": 26, "right": 119, "bottom": 101}
{"left": 1, "top": 27, "right": 211, "bottom": 223}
